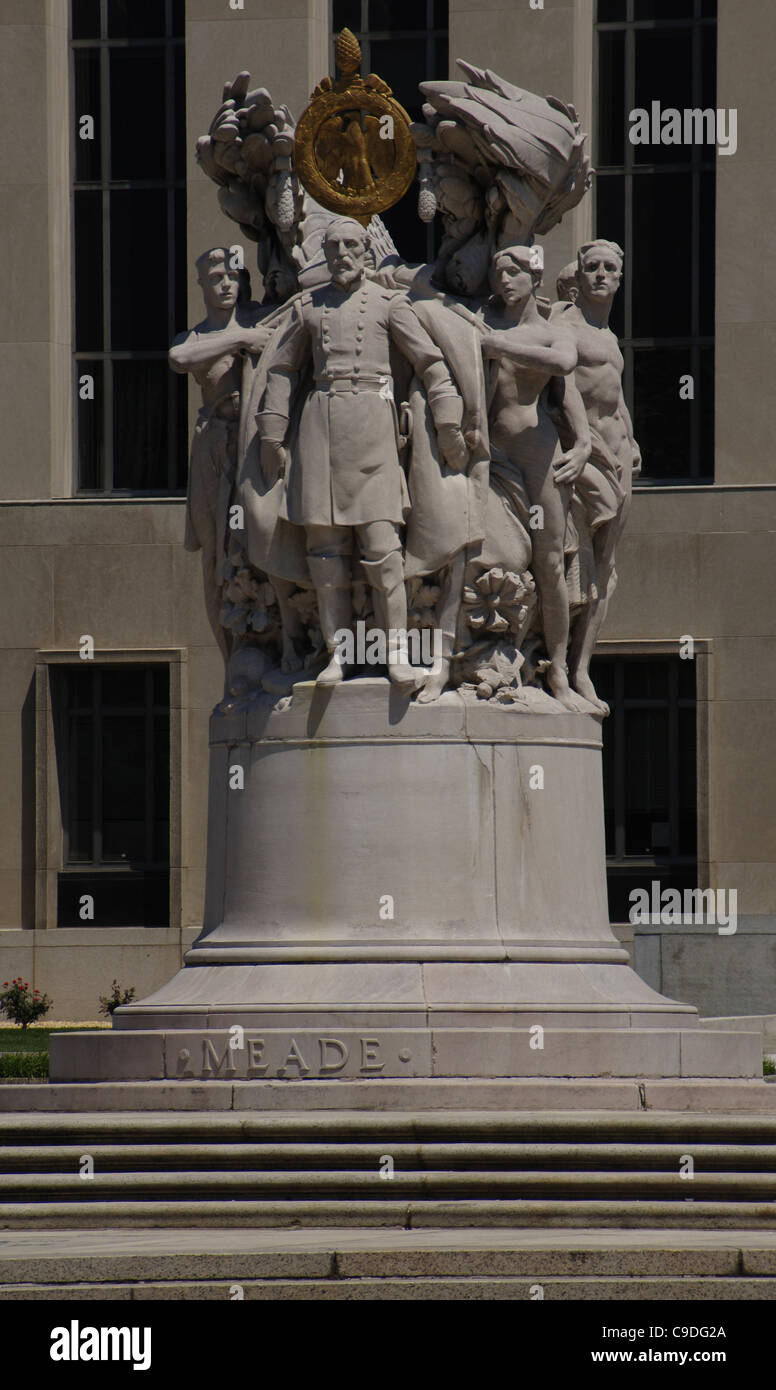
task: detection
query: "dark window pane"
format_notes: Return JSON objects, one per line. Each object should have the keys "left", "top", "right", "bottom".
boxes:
{"left": 102, "top": 714, "right": 146, "bottom": 860}
{"left": 369, "top": 0, "right": 427, "bottom": 29}
{"left": 597, "top": 0, "right": 626, "bottom": 19}
{"left": 597, "top": 30, "right": 625, "bottom": 167}
{"left": 370, "top": 38, "right": 425, "bottom": 119}
{"left": 333, "top": 0, "right": 361, "bottom": 31}
{"left": 605, "top": 866, "right": 696, "bottom": 923}
{"left": 101, "top": 667, "right": 149, "bottom": 707}
{"left": 174, "top": 185, "right": 187, "bottom": 336}
{"left": 171, "top": 0, "right": 184, "bottom": 32}
{"left": 678, "top": 705, "right": 697, "bottom": 856}
{"left": 432, "top": 35, "right": 448, "bottom": 81}
{"left": 68, "top": 714, "right": 93, "bottom": 862}
{"left": 110, "top": 189, "right": 168, "bottom": 349}
{"left": 107, "top": 0, "right": 167, "bottom": 39}
{"left": 678, "top": 657, "right": 696, "bottom": 699}
{"left": 381, "top": 189, "right": 427, "bottom": 265}
{"left": 594, "top": 174, "right": 625, "bottom": 337}
{"left": 633, "top": 347, "right": 692, "bottom": 479}
{"left": 634, "top": 27, "right": 693, "bottom": 167}
{"left": 701, "top": 21, "right": 717, "bottom": 110}
{"left": 110, "top": 48, "right": 166, "bottom": 180}
{"left": 152, "top": 666, "right": 169, "bottom": 705}
{"left": 433, "top": 0, "right": 448, "bottom": 27}
{"left": 635, "top": 0, "right": 693, "bottom": 17}
{"left": 625, "top": 707, "right": 669, "bottom": 855}
{"left": 699, "top": 168, "right": 715, "bottom": 337}
{"left": 699, "top": 346, "right": 713, "bottom": 477}
{"left": 76, "top": 358, "right": 104, "bottom": 490}
{"left": 173, "top": 43, "right": 186, "bottom": 180}
{"left": 632, "top": 173, "right": 691, "bottom": 336}
{"left": 74, "top": 48, "right": 102, "bottom": 181}
{"left": 74, "top": 189, "right": 103, "bottom": 350}
{"left": 624, "top": 659, "right": 668, "bottom": 700}
{"left": 58, "top": 871, "right": 169, "bottom": 927}
{"left": 112, "top": 359, "right": 170, "bottom": 489}
{"left": 72, "top": 0, "right": 101, "bottom": 40}
{"left": 67, "top": 667, "right": 96, "bottom": 708}
{"left": 701, "top": 0, "right": 717, "bottom": 15}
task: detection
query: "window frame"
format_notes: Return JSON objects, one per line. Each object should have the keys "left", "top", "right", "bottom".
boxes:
{"left": 70, "top": 0, "right": 186, "bottom": 496}
{"left": 593, "top": 0, "right": 717, "bottom": 484}
{"left": 35, "top": 648, "right": 185, "bottom": 930}
{"left": 593, "top": 638, "right": 711, "bottom": 922}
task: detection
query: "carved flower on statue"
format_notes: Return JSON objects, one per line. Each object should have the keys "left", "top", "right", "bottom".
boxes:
{"left": 463, "top": 568, "right": 533, "bottom": 637}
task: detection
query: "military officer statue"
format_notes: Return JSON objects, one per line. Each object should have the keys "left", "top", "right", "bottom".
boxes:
{"left": 257, "top": 217, "right": 469, "bottom": 693}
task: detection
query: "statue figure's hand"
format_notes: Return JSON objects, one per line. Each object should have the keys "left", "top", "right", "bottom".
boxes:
{"left": 438, "top": 423, "right": 469, "bottom": 473}
{"left": 478, "top": 331, "right": 501, "bottom": 359}
{"left": 553, "top": 445, "right": 588, "bottom": 486}
{"left": 631, "top": 444, "right": 642, "bottom": 476}
{"left": 260, "top": 439, "right": 287, "bottom": 487}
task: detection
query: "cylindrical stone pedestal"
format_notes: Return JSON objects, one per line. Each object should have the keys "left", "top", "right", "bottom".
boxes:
{"left": 53, "top": 675, "right": 751, "bottom": 1087}
{"left": 51, "top": 679, "right": 761, "bottom": 1082}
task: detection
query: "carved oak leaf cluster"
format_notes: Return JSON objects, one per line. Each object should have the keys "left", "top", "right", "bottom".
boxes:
{"left": 460, "top": 642, "right": 526, "bottom": 702}
{"left": 196, "top": 72, "right": 302, "bottom": 274}
{"left": 412, "top": 62, "right": 591, "bottom": 296}
{"left": 406, "top": 579, "right": 441, "bottom": 631}
{"left": 220, "top": 555, "right": 279, "bottom": 637}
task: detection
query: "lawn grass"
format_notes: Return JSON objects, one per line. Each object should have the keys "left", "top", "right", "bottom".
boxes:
{"left": 0, "top": 1025, "right": 108, "bottom": 1055}
{"left": 0, "top": 1023, "right": 109, "bottom": 1079}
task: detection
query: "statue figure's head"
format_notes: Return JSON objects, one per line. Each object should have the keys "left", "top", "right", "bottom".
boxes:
{"left": 491, "top": 244, "right": 543, "bottom": 309}
{"left": 576, "top": 239, "right": 623, "bottom": 306}
{"left": 556, "top": 261, "right": 579, "bottom": 303}
{"left": 323, "top": 217, "right": 370, "bottom": 289}
{"left": 196, "top": 247, "right": 241, "bottom": 312}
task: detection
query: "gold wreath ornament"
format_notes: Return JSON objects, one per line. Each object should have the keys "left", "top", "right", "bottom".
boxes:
{"left": 294, "top": 29, "right": 417, "bottom": 223}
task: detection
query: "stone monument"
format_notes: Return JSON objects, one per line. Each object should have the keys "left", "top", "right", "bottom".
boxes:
{"left": 51, "top": 33, "right": 760, "bottom": 1088}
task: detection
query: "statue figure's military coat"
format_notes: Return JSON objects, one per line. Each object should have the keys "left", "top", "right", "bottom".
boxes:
{"left": 259, "top": 278, "right": 457, "bottom": 527}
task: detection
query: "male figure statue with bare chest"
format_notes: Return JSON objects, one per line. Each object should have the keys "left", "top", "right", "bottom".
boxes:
{"left": 550, "top": 239, "right": 641, "bottom": 713}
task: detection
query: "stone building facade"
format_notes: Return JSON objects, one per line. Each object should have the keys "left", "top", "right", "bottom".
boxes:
{"left": 0, "top": 0, "right": 773, "bottom": 1020}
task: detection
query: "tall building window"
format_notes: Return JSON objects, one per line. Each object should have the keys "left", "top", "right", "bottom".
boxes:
{"left": 331, "top": 0, "right": 448, "bottom": 263}
{"left": 71, "top": 0, "right": 187, "bottom": 494}
{"left": 595, "top": 0, "right": 716, "bottom": 482}
{"left": 591, "top": 654, "right": 697, "bottom": 923}
{"left": 52, "top": 664, "right": 170, "bottom": 927}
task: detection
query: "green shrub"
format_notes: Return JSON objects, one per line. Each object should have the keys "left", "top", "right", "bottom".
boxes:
{"left": 764, "top": 1056, "right": 776, "bottom": 1076}
{"left": 0, "top": 978, "right": 52, "bottom": 1029}
{"left": 0, "top": 1052, "right": 48, "bottom": 1078}
{"left": 98, "top": 980, "right": 137, "bottom": 1017}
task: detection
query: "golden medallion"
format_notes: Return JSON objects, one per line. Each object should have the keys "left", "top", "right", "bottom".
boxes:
{"left": 294, "top": 29, "right": 417, "bottom": 223}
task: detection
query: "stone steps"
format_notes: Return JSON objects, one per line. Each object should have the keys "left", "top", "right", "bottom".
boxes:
{"left": 2, "top": 1108, "right": 776, "bottom": 1228}
{"left": 3, "top": 1140, "right": 776, "bottom": 1172}
{"left": 4, "top": 1275, "right": 776, "bottom": 1300}
{"left": 2, "top": 1227, "right": 776, "bottom": 1297}
{"left": 2, "top": 1199, "right": 776, "bottom": 1230}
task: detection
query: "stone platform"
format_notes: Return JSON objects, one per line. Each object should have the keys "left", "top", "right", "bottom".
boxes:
{"left": 50, "top": 679, "right": 761, "bottom": 1086}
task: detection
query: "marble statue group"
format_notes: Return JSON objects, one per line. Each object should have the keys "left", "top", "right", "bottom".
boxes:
{"left": 171, "top": 40, "right": 641, "bottom": 717}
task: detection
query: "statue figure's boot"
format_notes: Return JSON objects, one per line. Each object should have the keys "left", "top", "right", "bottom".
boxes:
{"left": 362, "top": 551, "right": 425, "bottom": 695}
{"left": 307, "top": 555, "right": 353, "bottom": 687}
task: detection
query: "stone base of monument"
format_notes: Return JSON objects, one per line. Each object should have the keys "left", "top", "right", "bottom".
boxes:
{"left": 50, "top": 680, "right": 761, "bottom": 1086}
